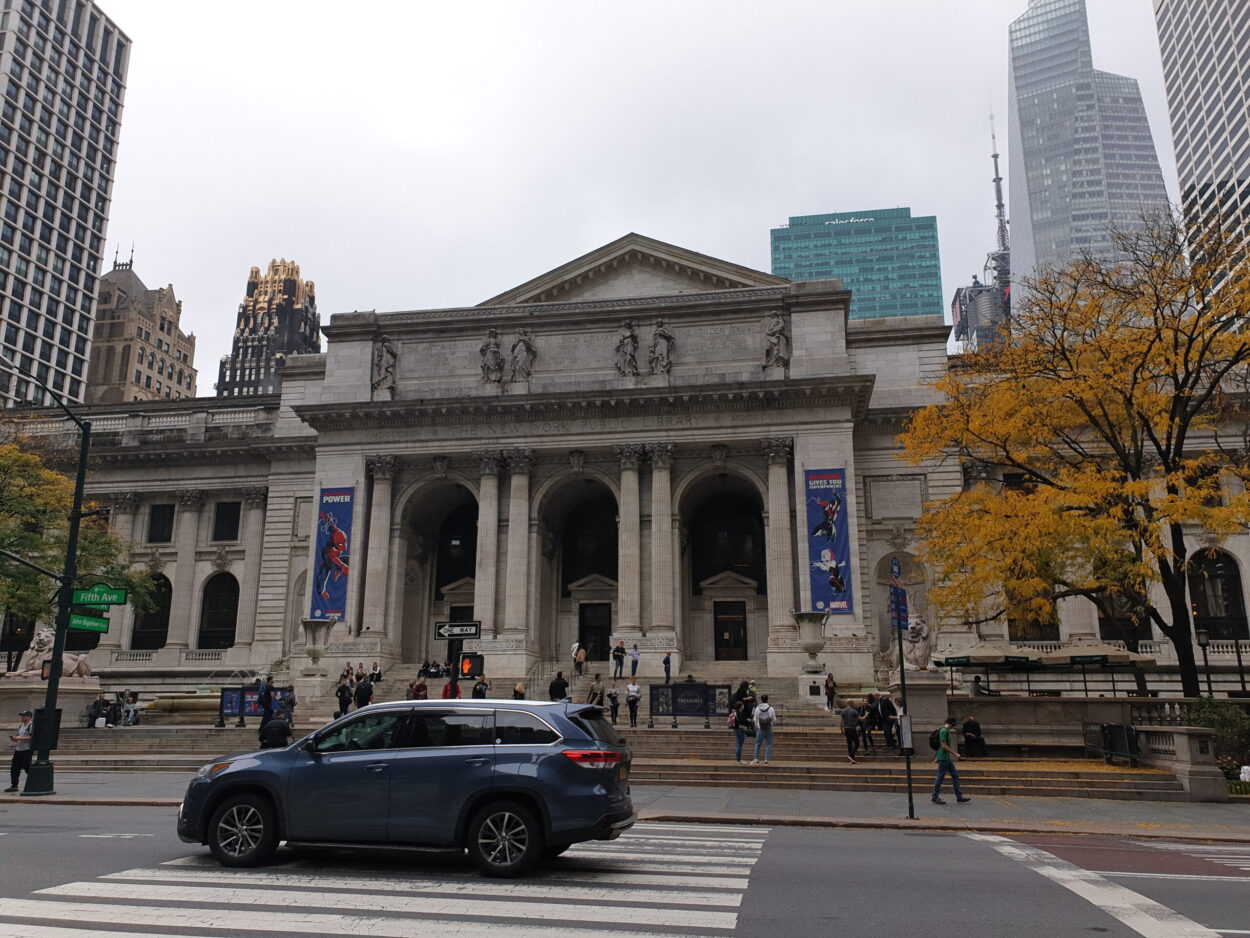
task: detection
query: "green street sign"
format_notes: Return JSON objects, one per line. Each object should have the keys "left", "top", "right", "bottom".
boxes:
{"left": 69, "top": 613, "right": 109, "bottom": 633}
{"left": 72, "top": 585, "right": 128, "bottom": 606}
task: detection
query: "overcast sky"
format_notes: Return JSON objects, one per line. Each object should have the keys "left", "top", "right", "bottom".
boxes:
{"left": 99, "top": 0, "right": 1178, "bottom": 390}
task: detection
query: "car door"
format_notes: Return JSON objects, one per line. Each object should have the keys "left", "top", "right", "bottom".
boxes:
{"left": 387, "top": 708, "right": 494, "bottom": 846}
{"left": 284, "top": 708, "right": 410, "bottom": 843}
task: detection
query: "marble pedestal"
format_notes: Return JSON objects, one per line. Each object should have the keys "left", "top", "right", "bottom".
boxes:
{"left": 0, "top": 676, "right": 102, "bottom": 730}
{"left": 889, "top": 668, "right": 949, "bottom": 736}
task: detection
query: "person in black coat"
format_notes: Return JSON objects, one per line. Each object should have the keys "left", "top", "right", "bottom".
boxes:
{"left": 353, "top": 678, "right": 374, "bottom": 711}
{"left": 962, "top": 717, "right": 987, "bottom": 757}
{"left": 548, "top": 671, "right": 569, "bottom": 701}
{"left": 334, "top": 678, "right": 353, "bottom": 718}
{"left": 259, "top": 714, "right": 293, "bottom": 749}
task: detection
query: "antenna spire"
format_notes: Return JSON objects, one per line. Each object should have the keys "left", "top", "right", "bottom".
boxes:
{"left": 990, "top": 112, "right": 1009, "bottom": 253}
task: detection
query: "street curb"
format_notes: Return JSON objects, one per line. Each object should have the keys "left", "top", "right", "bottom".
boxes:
{"left": 638, "top": 812, "right": 1250, "bottom": 844}
{"left": 0, "top": 797, "right": 180, "bottom": 807}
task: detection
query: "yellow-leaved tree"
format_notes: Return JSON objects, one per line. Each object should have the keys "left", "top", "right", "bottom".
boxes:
{"left": 900, "top": 213, "right": 1250, "bottom": 697}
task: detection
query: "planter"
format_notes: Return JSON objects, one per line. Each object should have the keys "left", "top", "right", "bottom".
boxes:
{"left": 791, "top": 611, "right": 828, "bottom": 674}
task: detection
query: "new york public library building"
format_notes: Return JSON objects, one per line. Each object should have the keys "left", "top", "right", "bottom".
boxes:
{"left": 40, "top": 231, "right": 1230, "bottom": 697}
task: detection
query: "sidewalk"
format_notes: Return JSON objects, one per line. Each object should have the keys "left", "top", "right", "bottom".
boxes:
{"left": 3, "top": 771, "right": 1247, "bottom": 843}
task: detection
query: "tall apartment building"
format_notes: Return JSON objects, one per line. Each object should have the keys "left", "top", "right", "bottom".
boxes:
{"left": 1008, "top": 0, "right": 1170, "bottom": 280}
{"left": 216, "top": 258, "right": 319, "bottom": 397}
{"left": 769, "top": 207, "right": 943, "bottom": 319}
{"left": 1154, "top": 0, "right": 1250, "bottom": 234}
{"left": 86, "top": 256, "right": 196, "bottom": 404}
{"left": 0, "top": 0, "right": 129, "bottom": 406}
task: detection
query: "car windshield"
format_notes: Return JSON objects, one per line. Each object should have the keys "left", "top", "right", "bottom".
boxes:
{"left": 568, "top": 707, "right": 624, "bottom": 747}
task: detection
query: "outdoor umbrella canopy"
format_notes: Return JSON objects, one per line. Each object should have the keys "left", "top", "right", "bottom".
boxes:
{"left": 933, "top": 642, "right": 1043, "bottom": 668}
{"left": 1038, "top": 643, "right": 1156, "bottom": 667}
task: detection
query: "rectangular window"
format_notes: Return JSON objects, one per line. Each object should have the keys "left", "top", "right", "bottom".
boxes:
{"left": 147, "top": 503, "right": 174, "bottom": 544}
{"left": 212, "top": 501, "right": 241, "bottom": 542}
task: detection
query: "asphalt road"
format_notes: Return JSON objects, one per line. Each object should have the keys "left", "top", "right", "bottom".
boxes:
{"left": 0, "top": 803, "right": 1247, "bottom": 937}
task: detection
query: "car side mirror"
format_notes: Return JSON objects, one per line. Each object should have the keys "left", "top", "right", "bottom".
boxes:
{"left": 302, "top": 738, "right": 320, "bottom": 755}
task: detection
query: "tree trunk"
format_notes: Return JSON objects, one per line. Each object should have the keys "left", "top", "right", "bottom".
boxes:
{"left": 1159, "top": 578, "right": 1202, "bottom": 698}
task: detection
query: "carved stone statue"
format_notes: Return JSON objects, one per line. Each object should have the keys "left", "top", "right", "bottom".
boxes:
{"left": 901, "top": 614, "right": 934, "bottom": 671}
{"left": 371, "top": 334, "right": 398, "bottom": 399}
{"left": 510, "top": 329, "right": 536, "bottom": 381}
{"left": 649, "top": 319, "right": 675, "bottom": 376}
{"left": 480, "top": 329, "right": 503, "bottom": 383}
{"left": 5, "top": 627, "right": 93, "bottom": 678}
{"left": 614, "top": 321, "right": 639, "bottom": 377}
{"left": 763, "top": 313, "right": 791, "bottom": 370}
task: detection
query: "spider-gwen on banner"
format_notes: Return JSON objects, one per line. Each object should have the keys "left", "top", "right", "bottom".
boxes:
{"left": 805, "top": 468, "right": 854, "bottom": 614}
{"left": 310, "top": 487, "right": 354, "bottom": 622}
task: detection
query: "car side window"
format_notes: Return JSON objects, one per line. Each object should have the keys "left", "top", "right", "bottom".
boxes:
{"left": 315, "top": 711, "right": 408, "bottom": 753}
{"left": 407, "top": 710, "right": 491, "bottom": 748}
{"left": 495, "top": 709, "right": 560, "bottom": 745}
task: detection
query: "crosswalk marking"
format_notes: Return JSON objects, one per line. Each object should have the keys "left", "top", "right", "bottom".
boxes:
{"left": 1135, "top": 842, "right": 1250, "bottom": 874}
{"left": 0, "top": 823, "right": 768, "bottom": 938}
{"left": 100, "top": 865, "right": 743, "bottom": 907}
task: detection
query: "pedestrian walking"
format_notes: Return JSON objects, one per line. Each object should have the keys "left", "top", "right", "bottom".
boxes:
{"left": 663, "top": 651, "right": 672, "bottom": 684}
{"left": 353, "top": 677, "right": 374, "bottom": 710}
{"left": 731, "top": 681, "right": 755, "bottom": 722}
{"left": 606, "top": 683, "right": 620, "bottom": 725}
{"left": 629, "top": 644, "right": 640, "bottom": 677}
{"left": 512, "top": 681, "right": 526, "bottom": 700}
{"left": 730, "top": 701, "right": 749, "bottom": 764}
{"left": 414, "top": 678, "right": 429, "bottom": 700}
{"left": 749, "top": 695, "right": 776, "bottom": 765}
{"left": 440, "top": 680, "right": 461, "bottom": 699}
{"left": 570, "top": 641, "right": 581, "bottom": 676}
{"left": 824, "top": 674, "right": 837, "bottom": 711}
{"left": 471, "top": 677, "right": 490, "bottom": 699}
{"left": 334, "top": 677, "right": 353, "bottom": 717}
{"left": 875, "top": 694, "right": 899, "bottom": 748}
{"left": 612, "top": 641, "right": 626, "bottom": 679}
{"left": 258, "top": 674, "right": 275, "bottom": 729}
{"left": 6, "top": 710, "right": 33, "bottom": 792}
{"left": 858, "top": 696, "right": 876, "bottom": 752}
{"left": 839, "top": 700, "right": 862, "bottom": 764}
{"left": 587, "top": 673, "right": 605, "bottom": 706}
{"left": 549, "top": 670, "right": 569, "bottom": 701}
{"left": 280, "top": 686, "right": 297, "bottom": 728}
{"left": 932, "top": 716, "right": 972, "bottom": 804}
{"left": 575, "top": 646, "right": 587, "bottom": 677}
{"left": 625, "top": 680, "right": 641, "bottom": 727}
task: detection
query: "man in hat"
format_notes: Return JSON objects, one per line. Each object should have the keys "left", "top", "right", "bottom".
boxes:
{"left": 6, "top": 710, "right": 33, "bottom": 792}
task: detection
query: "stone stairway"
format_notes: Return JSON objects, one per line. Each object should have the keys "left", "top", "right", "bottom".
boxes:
{"left": 47, "top": 725, "right": 1188, "bottom": 801}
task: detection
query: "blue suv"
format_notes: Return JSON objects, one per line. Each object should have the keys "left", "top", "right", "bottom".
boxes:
{"left": 178, "top": 699, "right": 634, "bottom": 877}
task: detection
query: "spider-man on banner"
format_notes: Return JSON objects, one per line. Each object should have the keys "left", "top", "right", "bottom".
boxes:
{"left": 310, "top": 487, "right": 354, "bottom": 622}
{"left": 805, "top": 468, "right": 854, "bottom": 614}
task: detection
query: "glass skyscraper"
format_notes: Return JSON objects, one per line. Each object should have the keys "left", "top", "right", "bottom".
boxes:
{"left": 0, "top": 0, "right": 129, "bottom": 407}
{"left": 1008, "top": 0, "right": 1170, "bottom": 280}
{"left": 1154, "top": 0, "right": 1250, "bottom": 234}
{"left": 769, "top": 208, "right": 942, "bottom": 320}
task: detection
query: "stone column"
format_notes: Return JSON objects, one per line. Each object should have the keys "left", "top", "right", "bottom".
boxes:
{"left": 361, "top": 455, "right": 397, "bottom": 636}
{"left": 472, "top": 450, "right": 502, "bottom": 636}
{"left": 100, "top": 492, "right": 138, "bottom": 652}
{"left": 648, "top": 443, "right": 676, "bottom": 637}
{"left": 503, "top": 448, "right": 533, "bottom": 636}
{"left": 615, "top": 444, "right": 645, "bottom": 636}
{"left": 166, "top": 489, "right": 204, "bottom": 649}
{"left": 763, "top": 437, "right": 797, "bottom": 631}
{"left": 233, "top": 486, "right": 268, "bottom": 649}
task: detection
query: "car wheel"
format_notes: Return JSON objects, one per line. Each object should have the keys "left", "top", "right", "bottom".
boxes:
{"left": 542, "top": 843, "right": 571, "bottom": 861}
{"left": 207, "top": 793, "right": 278, "bottom": 867}
{"left": 467, "top": 801, "right": 543, "bottom": 877}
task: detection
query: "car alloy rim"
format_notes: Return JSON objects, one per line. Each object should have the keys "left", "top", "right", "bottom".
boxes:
{"left": 479, "top": 810, "right": 528, "bottom": 867}
{"left": 217, "top": 804, "right": 264, "bottom": 857}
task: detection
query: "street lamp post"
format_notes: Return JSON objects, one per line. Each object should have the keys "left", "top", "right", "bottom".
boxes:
{"left": 0, "top": 356, "right": 92, "bottom": 796}
{"left": 1195, "top": 628, "right": 1213, "bottom": 698}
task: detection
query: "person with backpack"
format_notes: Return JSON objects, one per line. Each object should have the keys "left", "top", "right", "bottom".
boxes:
{"left": 258, "top": 675, "right": 275, "bottom": 729}
{"left": 353, "top": 676, "right": 374, "bottom": 711}
{"left": 749, "top": 694, "right": 776, "bottom": 765}
{"left": 931, "top": 716, "right": 972, "bottom": 805}
{"left": 729, "top": 701, "right": 750, "bottom": 764}
{"left": 839, "top": 700, "right": 862, "bottom": 764}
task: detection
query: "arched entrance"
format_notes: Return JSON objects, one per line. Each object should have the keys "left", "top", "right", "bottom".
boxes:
{"left": 534, "top": 474, "right": 619, "bottom": 666}
{"left": 678, "top": 472, "right": 766, "bottom": 662}
{"left": 396, "top": 479, "right": 479, "bottom": 663}
{"left": 1188, "top": 549, "right": 1249, "bottom": 640}
{"left": 132, "top": 574, "right": 171, "bottom": 650}
{"left": 198, "top": 573, "right": 239, "bottom": 649}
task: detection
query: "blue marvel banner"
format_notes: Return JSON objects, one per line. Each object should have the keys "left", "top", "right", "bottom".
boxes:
{"left": 310, "top": 486, "right": 354, "bottom": 622}
{"left": 805, "top": 468, "right": 853, "bottom": 614}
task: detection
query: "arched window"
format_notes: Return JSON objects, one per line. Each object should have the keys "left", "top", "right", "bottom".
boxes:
{"left": 198, "top": 572, "right": 239, "bottom": 649}
{"left": 689, "top": 494, "right": 766, "bottom": 594}
{"left": 131, "top": 574, "right": 171, "bottom": 650}
{"left": 435, "top": 502, "right": 477, "bottom": 599}
{"left": 561, "top": 496, "right": 618, "bottom": 595}
{"left": 1188, "top": 550, "right": 1249, "bottom": 640}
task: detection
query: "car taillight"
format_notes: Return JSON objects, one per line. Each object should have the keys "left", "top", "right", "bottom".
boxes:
{"left": 562, "top": 749, "right": 623, "bottom": 769}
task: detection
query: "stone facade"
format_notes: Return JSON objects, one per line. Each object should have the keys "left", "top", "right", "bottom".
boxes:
{"left": 38, "top": 235, "right": 964, "bottom": 686}
{"left": 86, "top": 260, "right": 198, "bottom": 405}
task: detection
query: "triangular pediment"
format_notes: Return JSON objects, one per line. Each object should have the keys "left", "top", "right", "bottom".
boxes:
{"left": 479, "top": 233, "right": 789, "bottom": 306}
{"left": 439, "top": 576, "right": 476, "bottom": 596}
{"left": 567, "top": 573, "right": 619, "bottom": 593}
{"left": 699, "top": 570, "right": 759, "bottom": 590}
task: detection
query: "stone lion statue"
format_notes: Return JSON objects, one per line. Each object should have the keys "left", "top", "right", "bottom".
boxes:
{"left": 6, "top": 627, "right": 93, "bottom": 678}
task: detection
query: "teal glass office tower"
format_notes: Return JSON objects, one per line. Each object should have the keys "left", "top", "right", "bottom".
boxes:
{"left": 770, "top": 208, "right": 942, "bottom": 319}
